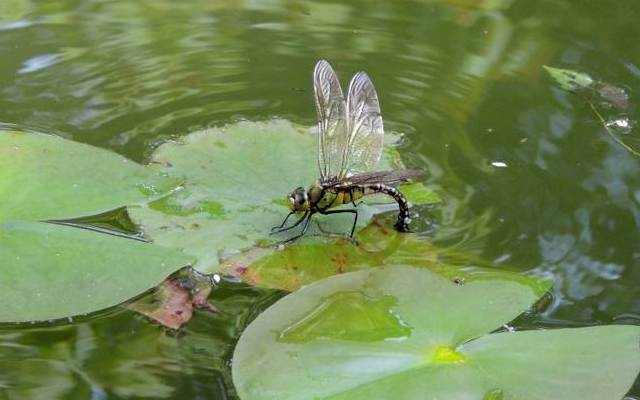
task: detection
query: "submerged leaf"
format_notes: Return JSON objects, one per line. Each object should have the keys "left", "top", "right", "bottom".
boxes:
{"left": 599, "top": 82, "right": 629, "bottom": 110}
{"left": 223, "top": 216, "right": 540, "bottom": 293}
{"left": 544, "top": 66, "right": 640, "bottom": 157}
{"left": 543, "top": 65, "right": 594, "bottom": 91}
{"left": 544, "top": 65, "right": 630, "bottom": 111}
{"left": 221, "top": 217, "right": 439, "bottom": 291}
{"left": 232, "top": 266, "right": 640, "bottom": 400}
{"left": 127, "top": 271, "right": 217, "bottom": 330}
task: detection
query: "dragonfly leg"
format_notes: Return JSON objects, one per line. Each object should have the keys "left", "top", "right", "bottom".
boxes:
{"left": 271, "top": 211, "right": 309, "bottom": 234}
{"left": 271, "top": 211, "right": 294, "bottom": 231}
{"left": 283, "top": 213, "right": 313, "bottom": 244}
{"left": 320, "top": 209, "right": 358, "bottom": 238}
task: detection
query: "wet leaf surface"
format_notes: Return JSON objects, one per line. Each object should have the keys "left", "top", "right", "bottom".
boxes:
{"left": 221, "top": 217, "right": 440, "bottom": 291}
{"left": 232, "top": 266, "right": 640, "bottom": 400}
{"left": 0, "top": 221, "right": 193, "bottom": 323}
{"left": 0, "top": 130, "right": 180, "bottom": 223}
{"left": 0, "top": 130, "right": 193, "bottom": 322}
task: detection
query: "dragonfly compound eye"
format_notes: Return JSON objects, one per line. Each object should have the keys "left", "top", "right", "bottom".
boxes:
{"left": 294, "top": 187, "right": 309, "bottom": 210}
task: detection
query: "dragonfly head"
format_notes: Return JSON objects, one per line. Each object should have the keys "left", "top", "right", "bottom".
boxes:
{"left": 286, "top": 187, "right": 310, "bottom": 212}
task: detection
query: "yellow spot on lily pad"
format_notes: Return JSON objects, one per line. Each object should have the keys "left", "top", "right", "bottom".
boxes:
{"left": 432, "top": 345, "right": 467, "bottom": 363}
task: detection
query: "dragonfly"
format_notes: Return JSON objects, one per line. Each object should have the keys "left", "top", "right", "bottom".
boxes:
{"left": 271, "top": 59, "right": 425, "bottom": 243}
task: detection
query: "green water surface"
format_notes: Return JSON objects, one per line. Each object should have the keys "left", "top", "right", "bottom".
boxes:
{"left": 2, "top": 0, "right": 640, "bottom": 398}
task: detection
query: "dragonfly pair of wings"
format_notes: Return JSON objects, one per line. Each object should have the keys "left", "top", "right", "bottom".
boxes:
{"left": 313, "top": 59, "right": 386, "bottom": 184}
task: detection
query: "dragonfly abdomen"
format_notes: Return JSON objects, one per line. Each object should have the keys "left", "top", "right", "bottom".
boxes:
{"left": 364, "top": 183, "right": 412, "bottom": 231}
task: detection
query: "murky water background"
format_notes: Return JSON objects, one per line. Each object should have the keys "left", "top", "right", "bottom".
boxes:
{"left": 2, "top": 0, "right": 640, "bottom": 398}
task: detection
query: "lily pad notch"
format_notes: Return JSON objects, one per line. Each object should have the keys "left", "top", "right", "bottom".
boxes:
{"left": 0, "top": 130, "right": 193, "bottom": 323}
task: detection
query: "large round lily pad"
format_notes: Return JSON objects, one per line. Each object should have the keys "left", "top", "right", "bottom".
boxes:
{"left": 232, "top": 265, "right": 640, "bottom": 400}
{"left": 0, "top": 130, "right": 190, "bottom": 322}
{"left": 0, "top": 221, "right": 193, "bottom": 323}
{"left": 0, "top": 130, "right": 180, "bottom": 222}
{"left": 130, "top": 119, "right": 439, "bottom": 273}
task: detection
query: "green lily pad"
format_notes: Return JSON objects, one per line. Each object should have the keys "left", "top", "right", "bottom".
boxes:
{"left": 0, "top": 130, "right": 180, "bottom": 222}
{"left": 129, "top": 119, "right": 439, "bottom": 273}
{"left": 0, "top": 221, "right": 193, "bottom": 323}
{"left": 0, "top": 130, "right": 192, "bottom": 322}
{"left": 232, "top": 265, "right": 640, "bottom": 400}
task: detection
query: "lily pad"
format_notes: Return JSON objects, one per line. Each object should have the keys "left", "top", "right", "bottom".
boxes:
{"left": 0, "top": 130, "right": 192, "bottom": 322}
{"left": 0, "top": 130, "right": 180, "bottom": 222}
{"left": 129, "top": 119, "right": 439, "bottom": 273}
{"left": 232, "top": 265, "right": 640, "bottom": 400}
{"left": 0, "top": 221, "right": 193, "bottom": 323}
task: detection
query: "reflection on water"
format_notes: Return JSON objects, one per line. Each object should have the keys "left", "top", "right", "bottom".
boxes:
{"left": 0, "top": 282, "right": 284, "bottom": 400}
{"left": 2, "top": 0, "right": 640, "bottom": 398}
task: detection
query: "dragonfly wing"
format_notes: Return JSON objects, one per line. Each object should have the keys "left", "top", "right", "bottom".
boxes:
{"left": 325, "top": 170, "right": 425, "bottom": 189}
{"left": 341, "top": 71, "right": 384, "bottom": 178}
{"left": 313, "top": 60, "right": 348, "bottom": 181}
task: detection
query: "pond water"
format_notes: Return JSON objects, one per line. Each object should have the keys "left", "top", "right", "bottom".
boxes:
{"left": 2, "top": 0, "right": 640, "bottom": 398}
